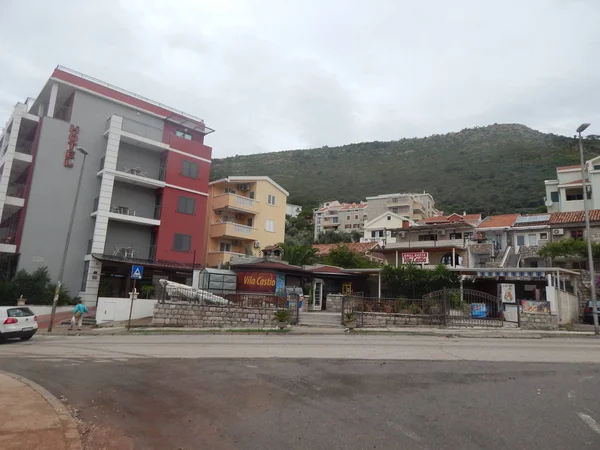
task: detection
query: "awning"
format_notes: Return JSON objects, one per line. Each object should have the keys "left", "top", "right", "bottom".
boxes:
{"left": 92, "top": 254, "right": 197, "bottom": 271}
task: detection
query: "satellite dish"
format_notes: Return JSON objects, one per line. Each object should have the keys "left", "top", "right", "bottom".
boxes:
{"left": 545, "top": 200, "right": 553, "bottom": 207}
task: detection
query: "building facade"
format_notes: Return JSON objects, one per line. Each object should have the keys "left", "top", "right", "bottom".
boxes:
{"left": 313, "top": 201, "right": 367, "bottom": 240}
{"left": 544, "top": 160, "right": 600, "bottom": 213}
{"left": 286, "top": 203, "right": 302, "bottom": 218}
{"left": 205, "top": 176, "right": 288, "bottom": 267}
{"left": 365, "top": 192, "right": 436, "bottom": 222}
{"left": 0, "top": 66, "right": 214, "bottom": 304}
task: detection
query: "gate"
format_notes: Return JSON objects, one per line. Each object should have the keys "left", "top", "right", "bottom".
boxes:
{"left": 422, "top": 288, "right": 503, "bottom": 327}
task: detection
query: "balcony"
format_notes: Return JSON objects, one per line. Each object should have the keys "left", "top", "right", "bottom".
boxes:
{"left": 6, "top": 183, "right": 25, "bottom": 199}
{"left": 322, "top": 221, "right": 340, "bottom": 228}
{"left": 212, "top": 193, "right": 258, "bottom": 214}
{"left": 15, "top": 140, "right": 33, "bottom": 155}
{"left": 386, "top": 239, "right": 467, "bottom": 250}
{"left": 101, "top": 157, "right": 166, "bottom": 188}
{"left": 103, "top": 244, "right": 157, "bottom": 262}
{"left": 92, "top": 198, "right": 161, "bottom": 226}
{"left": 210, "top": 222, "right": 255, "bottom": 240}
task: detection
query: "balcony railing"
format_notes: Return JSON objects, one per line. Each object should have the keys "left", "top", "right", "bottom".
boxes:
{"left": 54, "top": 105, "right": 71, "bottom": 122}
{"left": 387, "top": 239, "right": 467, "bottom": 249}
{"left": 115, "top": 158, "right": 166, "bottom": 182}
{"left": 120, "top": 117, "right": 164, "bottom": 142}
{"left": 15, "top": 140, "right": 33, "bottom": 155}
{"left": 213, "top": 193, "right": 257, "bottom": 213}
{"left": 7, "top": 183, "right": 26, "bottom": 199}
{"left": 211, "top": 222, "right": 255, "bottom": 240}
{"left": 104, "top": 244, "right": 157, "bottom": 262}
{"left": 0, "top": 227, "right": 17, "bottom": 245}
{"left": 110, "top": 204, "right": 162, "bottom": 221}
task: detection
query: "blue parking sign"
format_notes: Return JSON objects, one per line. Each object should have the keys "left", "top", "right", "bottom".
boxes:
{"left": 131, "top": 265, "right": 144, "bottom": 280}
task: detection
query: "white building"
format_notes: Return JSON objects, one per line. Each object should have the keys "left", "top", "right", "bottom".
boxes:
{"left": 544, "top": 159, "right": 600, "bottom": 213}
{"left": 286, "top": 203, "right": 302, "bottom": 218}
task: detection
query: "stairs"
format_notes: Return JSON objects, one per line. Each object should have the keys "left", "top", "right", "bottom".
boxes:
{"left": 61, "top": 315, "right": 96, "bottom": 326}
{"left": 298, "top": 311, "right": 342, "bottom": 328}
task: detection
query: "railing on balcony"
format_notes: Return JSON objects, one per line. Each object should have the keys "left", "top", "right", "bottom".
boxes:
{"left": 211, "top": 221, "right": 255, "bottom": 238}
{"left": 109, "top": 204, "right": 162, "bottom": 221}
{"left": 387, "top": 239, "right": 467, "bottom": 249}
{"left": 55, "top": 105, "right": 71, "bottom": 122}
{"left": 15, "top": 140, "right": 33, "bottom": 155}
{"left": 104, "top": 244, "right": 157, "bottom": 262}
{"left": 120, "top": 117, "right": 164, "bottom": 142}
{"left": 6, "top": 183, "right": 26, "bottom": 199}
{"left": 213, "top": 193, "right": 257, "bottom": 212}
{"left": 115, "top": 158, "right": 166, "bottom": 181}
{"left": 0, "top": 230, "right": 17, "bottom": 245}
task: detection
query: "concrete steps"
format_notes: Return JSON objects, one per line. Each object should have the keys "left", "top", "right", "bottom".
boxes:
{"left": 298, "top": 312, "right": 342, "bottom": 328}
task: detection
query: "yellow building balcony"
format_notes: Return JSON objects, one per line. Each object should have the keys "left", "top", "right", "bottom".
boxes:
{"left": 206, "top": 251, "right": 246, "bottom": 267}
{"left": 210, "top": 222, "right": 255, "bottom": 240}
{"left": 212, "top": 193, "right": 258, "bottom": 214}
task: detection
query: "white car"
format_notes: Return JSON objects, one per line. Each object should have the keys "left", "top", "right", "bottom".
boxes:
{"left": 0, "top": 306, "right": 38, "bottom": 342}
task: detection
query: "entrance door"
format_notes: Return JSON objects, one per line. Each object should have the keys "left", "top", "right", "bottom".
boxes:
{"left": 313, "top": 280, "right": 323, "bottom": 311}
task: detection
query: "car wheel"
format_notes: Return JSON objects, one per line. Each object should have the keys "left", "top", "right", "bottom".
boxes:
{"left": 20, "top": 334, "right": 33, "bottom": 341}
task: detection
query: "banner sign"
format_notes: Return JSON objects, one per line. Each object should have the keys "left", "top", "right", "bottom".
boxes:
{"left": 498, "top": 283, "right": 516, "bottom": 303}
{"left": 237, "top": 271, "right": 277, "bottom": 293}
{"left": 402, "top": 252, "right": 429, "bottom": 264}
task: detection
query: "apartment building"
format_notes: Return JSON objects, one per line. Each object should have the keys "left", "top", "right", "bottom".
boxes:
{"left": 205, "top": 176, "right": 288, "bottom": 267}
{"left": 365, "top": 192, "right": 436, "bottom": 222}
{"left": 313, "top": 201, "right": 367, "bottom": 240}
{"left": 0, "top": 66, "right": 214, "bottom": 304}
{"left": 544, "top": 160, "right": 600, "bottom": 213}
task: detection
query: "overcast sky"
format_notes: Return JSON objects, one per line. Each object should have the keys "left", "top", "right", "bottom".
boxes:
{"left": 1, "top": 0, "right": 599, "bottom": 157}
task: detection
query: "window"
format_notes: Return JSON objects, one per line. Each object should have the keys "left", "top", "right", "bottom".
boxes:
{"left": 182, "top": 160, "right": 198, "bottom": 178}
{"left": 173, "top": 234, "right": 191, "bottom": 252}
{"left": 449, "top": 232, "right": 462, "bottom": 240}
{"left": 517, "top": 235, "right": 525, "bottom": 246}
{"left": 387, "top": 216, "right": 391, "bottom": 220}
{"left": 265, "top": 219, "right": 275, "bottom": 232}
{"left": 565, "top": 187, "right": 591, "bottom": 201}
{"left": 347, "top": 215, "right": 351, "bottom": 220}
{"left": 317, "top": 217, "right": 322, "bottom": 224}
{"left": 219, "top": 242, "right": 232, "bottom": 252}
{"left": 371, "top": 230, "right": 384, "bottom": 238}
{"left": 176, "top": 130, "right": 192, "bottom": 140}
{"left": 345, "top": 224, "right": 351, "bottom": 229}
{"left": 81, "top": 260, "right": 90, "bottom": 291}
{"left": 540, "top": 233, "right": 548, "bottom": 240}
{"left": 247, "top": 218, "right": 253, "bottom": 227}
{"left": 267, "top": 194, "right": 276, "bottom": 206}
{"left": 571, "top": 229, "right": 584, "bottom": 240}
{"left": 353, "top": 224, "right": 360, "bottom": 228}
{"left": 391, "top": 197, "right": 399, "bottom": 203}
{"left": 355, "top": 215, "right": 359, "bottom": 220}
{"left": 550, "top": 191, "right": 559, "bottom": 203}
{"left": 316, "top": 226, "right": 322, "bottom": 233}
{"left": 249, "top": 191, "right": 255, "bottom": 199}
{"left": 391, "top": 207, "right": 399, "bottom": 214}
{"left": 177, "top": 196, "right": 195, "bottom": 215}
{"left": 528, "top": 234, "right": 537, "bottom": 245}
{"left": 332, "top": 217, "right": 339, "bottom": 224}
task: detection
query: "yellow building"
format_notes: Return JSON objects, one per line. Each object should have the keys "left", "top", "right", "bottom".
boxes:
{"left": 204, "top": 176, "right": 289, "bottom": 267}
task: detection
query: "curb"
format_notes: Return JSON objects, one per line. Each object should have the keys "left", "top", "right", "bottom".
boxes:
{"left": 0, "top": 371, "right": 83, "bottom": 450}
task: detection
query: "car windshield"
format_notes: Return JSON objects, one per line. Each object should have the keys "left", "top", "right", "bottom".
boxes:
{"left": 7, "top": 307, "right": 35, "bottom": 318}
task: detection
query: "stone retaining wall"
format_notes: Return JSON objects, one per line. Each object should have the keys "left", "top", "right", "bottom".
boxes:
{"left": 152, "top": 302, "right": 280, "bottom": 328}
{"left": 519, "top": 312, "right": 559, "bottom": 330}
{"left": 359, "top": 312, "right": 435, "bottom": 327}
{"left": 327, "top": 295, "right": 343, "bottom": 313}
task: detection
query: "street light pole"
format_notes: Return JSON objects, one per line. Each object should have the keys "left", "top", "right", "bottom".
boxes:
{"left": 577, "top": 123, "right": 599, "bottom": 336}
{"left": 48, "top": 146, "right": 88, "bottom": 333}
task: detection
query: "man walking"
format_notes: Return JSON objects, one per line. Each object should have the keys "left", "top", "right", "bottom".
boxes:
{"left": 69, "top": 299, "right": 89, "bottom": 331}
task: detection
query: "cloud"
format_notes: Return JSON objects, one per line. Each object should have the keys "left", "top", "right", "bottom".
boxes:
{"left": 1, "top": 0, "right": 599, "bottom": 156}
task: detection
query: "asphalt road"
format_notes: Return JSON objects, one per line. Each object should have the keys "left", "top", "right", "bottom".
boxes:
{"left": 1, "top": 335, "right": 600, "bottom": 449}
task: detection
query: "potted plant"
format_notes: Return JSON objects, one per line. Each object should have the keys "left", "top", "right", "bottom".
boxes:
{"left": 344, "top": 312, "right": 357, "bottom": 330}
{"left": 273, "top": 309, "right": 291, "bottom": 329}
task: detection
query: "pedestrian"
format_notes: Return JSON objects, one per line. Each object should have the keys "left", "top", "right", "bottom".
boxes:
{"left": 69, "top": 299, "right": 89, "bottom": 331}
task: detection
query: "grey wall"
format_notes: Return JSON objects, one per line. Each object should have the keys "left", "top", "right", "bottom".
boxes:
{"left": 104, "top": 222, "right": 153, "bottom": 260}
{"left": 111, "top": 181, "right": 158, "bottom": 219}
{"left": 18, "top": 89, "right": 166, "bottom": 297}
{"left": 116, "top": 143, "right": 164, "bottom": 180}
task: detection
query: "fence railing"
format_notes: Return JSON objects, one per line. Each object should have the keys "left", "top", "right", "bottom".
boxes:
{"left": 6, "top": 183, "right": 26, "bottom": 199}
{"left": 120, "top": 117, "right": 164, "bottom": 142}
{"left": 104, "top": 244, "right": 157, "bottom": 262}
{"left": 15, "top": 140, "right": 33, "bottom": 155}
{"left": 54, "top": 105, "right": 71, "bottom": 122}
{"left": 115, "top": 158, "right": 166, "bottom": 181}
{"left": 342, "top": 296, "right": 444, "bottom": 327}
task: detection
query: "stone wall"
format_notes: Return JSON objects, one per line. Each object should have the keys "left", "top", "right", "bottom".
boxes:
{"left": 152, "top": 302, "right": 281, "bottom": 328}
{"left": 327, "top": 294, "right": 343, "bottom": 312}
{"left": 519, "top": 312, "right": 558, "bottom": 330}
{"left": 359, "top": 312, "right": 435, "bottom": 327}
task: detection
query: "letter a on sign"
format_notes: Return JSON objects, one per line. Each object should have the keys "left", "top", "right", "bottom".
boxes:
{"left": 131, "top": 265, "right": 144, "bottom": 280}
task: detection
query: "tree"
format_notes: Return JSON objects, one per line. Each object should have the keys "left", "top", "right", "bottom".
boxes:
{"left": 323, "top": 245, "right": 376, "bottom": 269}
{"left": 0, "top": 267, "right": 74, "bottom": 306}
{"left": 380, "top": 263, "right": 460, "bottom": 298}
{"left": 316, "top": 231, "right": 353, "bottom": 244}
{"left": 538, "top": 239, "right": 600, "bottom": 268}
{"left": 278, "top": 243, "right": 318, "bottom": 266}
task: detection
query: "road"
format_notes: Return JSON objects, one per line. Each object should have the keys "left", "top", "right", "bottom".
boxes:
{"left": 1, "top": 334, "right": 600, "bottom": 449}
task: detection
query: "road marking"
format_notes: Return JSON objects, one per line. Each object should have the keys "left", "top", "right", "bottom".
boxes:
{"left": 578, "top": 375, "right": 594, "bottom": 383}
{"left": 578, "top": 413, "right": 600, "bottom": 436}
{"left": 244, "top": 364, "right": 258, "bottom": 369}
{"left": 294, "top": 377, "right": 321, "bottom": 391}
{"left": 386, "top": 421, "right": 421, "bottom": 441}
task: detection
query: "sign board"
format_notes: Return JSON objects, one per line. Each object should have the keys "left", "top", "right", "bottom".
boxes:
{"left": 402, "top": 252, "right": 429, "bottom": 264}
{"left": 471, "top": 303, "right": 488, "bottom": 318}
{"left": 237, "top": 271, "right": 276, "bottom": 293}
{"left": 275, "top": 273, "right": 286, "bottom": 295}
{"left": 498, "top": 283, "right": 516, "bottom": 303}
{"left": 131, "top": 265, "right": 144, "bottom": 280}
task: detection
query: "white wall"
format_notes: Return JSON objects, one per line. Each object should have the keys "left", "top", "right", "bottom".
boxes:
{"left": 27, "top": 305, "right": 73, "bottom": 316}
{"left": 96, "top": 297, "right": 157, "bottom": 325}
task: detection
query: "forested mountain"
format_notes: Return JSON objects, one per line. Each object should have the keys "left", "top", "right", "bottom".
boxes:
{"left": 211, "top": 124, "right": 600, "bottom": 214}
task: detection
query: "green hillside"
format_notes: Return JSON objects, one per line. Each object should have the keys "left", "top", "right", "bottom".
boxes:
{"left": 211, "top": 124, "right": 600, "bottom": 214}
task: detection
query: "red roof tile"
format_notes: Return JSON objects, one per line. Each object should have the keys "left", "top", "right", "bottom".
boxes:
{"left": 557, "top": 165, "right": 581, "bottom": 171}
{"left": 477, "top": 214, "right": 520, "bottom": 229}
{"left": 550, "top": 210, "right": 600, "bottom": 224}
{"left": 312, "top": 242, "right": 378, "bottom": 256}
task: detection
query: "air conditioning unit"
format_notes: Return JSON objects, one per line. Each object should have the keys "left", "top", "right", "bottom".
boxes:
{"left": 552, "top": 228, "right": 564, "bottom": 236}
{"left": 254, "top": 241, "right": 261, "bottom": 248}
{"left": 437, "top": 229, "right": 446, "bottom": 235}
{"left": 232, "top": 239, "right": 241, "bottom": 246}
{"left": 237, "top": 184, "right": 250, "bottom": 191}
{"left": 235, "top": 213, "right": 244, "bottom": 219}
{"left": 398, "top": 231, "right": 406, "bottom": 238}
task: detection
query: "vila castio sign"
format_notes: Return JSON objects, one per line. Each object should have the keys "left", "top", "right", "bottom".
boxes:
{"left": 237, "top": 272, "right": 276, "bottom": 293}
{"left": 64, "top": 124, "right": 80, "bottom": 168}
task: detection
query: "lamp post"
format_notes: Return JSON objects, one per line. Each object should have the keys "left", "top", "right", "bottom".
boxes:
{"left": 48, "top": 146, "right": 88, "bottom": 332}
{"left": 577, "top": 123, "right": 599, "bottom": 336}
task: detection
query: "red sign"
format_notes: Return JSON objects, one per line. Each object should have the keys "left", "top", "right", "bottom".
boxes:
{"left": 64, "top": 125, "right": 80, "bottom": 168}
{"left": 237, "top": 271, "right": 277, "bottom": 293}
{"left": 402, "top": 252, "right": 429, "bottom": 264}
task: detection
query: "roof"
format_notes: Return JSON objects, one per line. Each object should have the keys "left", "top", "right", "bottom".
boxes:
{"left": 418, "top": 213, "right": 481, "bottom": 226}
{"left": 477, "top": 214, "right": 519, "bottom": 229}
{"left": 312, "top": 242, "right": 378, "bottom": 257}
{"left": 364, "top": 211, "right": 413, "bottom": 228}
{"left": 550, "top": 210, "right": 600, "bottom": 224}
{"left": 315, "top": 201, "right": 366, "bottom": 213}
{"left": 209, "top": 176, "right": 289, "bottom": 196}
{"left": 229, "top": 259, "right": 305, "bottom": 273}
{"left": 200, "top": 268, "right": 236, "bottom": 275}
{"left": 557, "top": 165, "right": 581, "bottom": 171}
{"left": 512, "top": 213, "right": 551, "bottom": 227}
{"left": 559, "top": 179, "right": 588, "bottom": 186}
{"left": 92, "top": 254, "right": 195, "bottom": 270}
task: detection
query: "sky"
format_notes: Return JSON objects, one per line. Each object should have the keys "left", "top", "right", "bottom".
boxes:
{"left": 1, "top": 0, "right": 599, "bottom": 157}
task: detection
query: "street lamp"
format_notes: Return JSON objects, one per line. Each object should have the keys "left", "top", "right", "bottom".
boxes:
{"left": 48, "top": 146, "right": 89, "bottom": 332}
{"left": 577, "top": 123, "right": 599, "bottom": 336}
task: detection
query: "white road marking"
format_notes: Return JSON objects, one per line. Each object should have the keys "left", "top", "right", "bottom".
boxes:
{"left": 578, "top": 375, "right": 594, "bottom": 383}
{"left": 578, "top": 413, "right": 600, "bottom": 436}
{"left": 294, "top": 377, "right": 321, "bottom": 391}
{"left": 387, "top": 421, "right": 421, "bottom": 441}
{"left": 244, "top": 364, "right": 258, "bottom": 369}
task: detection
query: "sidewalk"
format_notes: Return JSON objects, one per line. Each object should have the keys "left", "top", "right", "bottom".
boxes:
{"left": 0, "top": 372, "right": 82, "bottom": 450}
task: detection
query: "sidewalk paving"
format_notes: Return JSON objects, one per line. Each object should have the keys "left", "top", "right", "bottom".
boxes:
{"left": 0, "top": 372, "right": 82, "bottom": 450}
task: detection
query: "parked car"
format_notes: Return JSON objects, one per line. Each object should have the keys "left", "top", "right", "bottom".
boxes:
{"left": 0, "top": 307, "right": 38, "bottom": 342}
{"left": 583, "top": 301, "right": 600, "bottom": 324}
